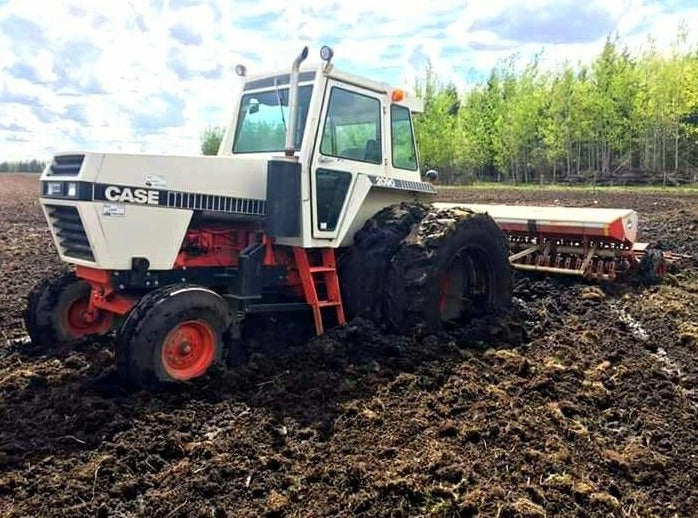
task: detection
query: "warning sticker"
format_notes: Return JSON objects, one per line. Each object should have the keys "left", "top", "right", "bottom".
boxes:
{"left": 102, "top": 203, "right": 125, "bottom": 217}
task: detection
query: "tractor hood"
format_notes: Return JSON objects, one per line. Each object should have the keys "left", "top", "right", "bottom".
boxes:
{"left": 41, "top": 151, "right": 270, "bottom": 203}
{"left": 38, "top": 152, "right": 273, "bottom": 270}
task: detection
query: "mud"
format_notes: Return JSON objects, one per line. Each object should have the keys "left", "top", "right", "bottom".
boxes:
{"left": 1, "top": 174, "right": 698, "bottom": 517}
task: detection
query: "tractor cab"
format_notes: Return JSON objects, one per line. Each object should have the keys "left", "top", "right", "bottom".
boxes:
{"left": 218, "top": 47, "right": 436, "bottom": 249}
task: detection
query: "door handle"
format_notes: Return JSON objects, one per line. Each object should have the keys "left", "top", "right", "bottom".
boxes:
{"left": 318, "top": 156, "right": 337, "bottom": 164}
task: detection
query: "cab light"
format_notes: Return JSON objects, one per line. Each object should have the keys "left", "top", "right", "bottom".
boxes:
{"left": 391, "top": 89, "right": 405, "bottom": 102}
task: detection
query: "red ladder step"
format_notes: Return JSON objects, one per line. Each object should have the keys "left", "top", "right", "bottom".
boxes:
{"left": 292, "top": 247, "right": 346, "bottom": 335}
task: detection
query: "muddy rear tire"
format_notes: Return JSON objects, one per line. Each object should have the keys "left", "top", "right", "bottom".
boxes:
{"left": 339, "top": 202, "right": 427, "bottom": 321}
{"left": 386, "top": 207, "right": 512, "bottom": 333}
{"left": 24, "top": 271, "right": 114, "bottom": 347}
{"left": 116, "top": 284, "right": 231, "bottom": 388}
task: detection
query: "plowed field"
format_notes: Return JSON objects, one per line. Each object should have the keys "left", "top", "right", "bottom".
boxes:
{"left": 2, "top": 174, "right": 698, "bottom": 517}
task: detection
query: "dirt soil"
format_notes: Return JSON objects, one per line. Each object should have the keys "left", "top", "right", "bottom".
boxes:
{"left": 2, "top": 174, "right": 698, "bottom": 517}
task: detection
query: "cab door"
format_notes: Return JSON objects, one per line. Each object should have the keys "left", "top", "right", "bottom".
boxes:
{"left": 309, "top": 80, "right": 386, "bottom": 239}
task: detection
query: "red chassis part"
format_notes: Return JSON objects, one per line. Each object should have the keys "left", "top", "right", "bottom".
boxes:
{"left": 74, "top": 226, "right": 312, "bottom": 324}
{"left": 173, "top": 226, "right": 304, "bottom": 297}
{"left": 76, "top": 266, "right": 137, "bottom": 320}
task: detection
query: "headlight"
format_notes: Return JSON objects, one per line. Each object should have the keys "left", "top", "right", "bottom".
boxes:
{"left": 66, "top": 182, "right": 78, "bottom": 197}
{"left": 46, "top": 181, "right": 63, "bottom": 196}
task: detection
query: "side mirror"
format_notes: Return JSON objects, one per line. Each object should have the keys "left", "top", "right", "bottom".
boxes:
{"left": 425, "top": 169, "right": 439, "bottom": 183}
{"left": 248, "top": 99, "right": 260, "bottom": 114}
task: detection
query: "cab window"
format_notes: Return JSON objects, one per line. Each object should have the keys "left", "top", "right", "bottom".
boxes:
{"left": 234, "top": 85, "right": 313, "bottom": 153}
{"left": 320, "top": 87, "right": 382, "bottom": 165}
{"left": 390, "top": 104, "right": 418, "bottom": 170}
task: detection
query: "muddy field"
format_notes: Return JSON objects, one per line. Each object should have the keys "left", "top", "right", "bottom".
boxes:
{"left": 1, "top": 174, "right": 698, "bottom": 517}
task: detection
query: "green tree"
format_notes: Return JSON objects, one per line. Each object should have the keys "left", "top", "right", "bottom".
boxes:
{"left": 411, "top": 25, "right": 698, "bottom": 185}
{"left": 201, "top": 126, "right": 225, "bottom": 155}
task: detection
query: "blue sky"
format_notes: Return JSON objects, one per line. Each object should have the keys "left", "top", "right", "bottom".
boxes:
{"left": 0, "top": 0, "right": 696, "bottom": 160}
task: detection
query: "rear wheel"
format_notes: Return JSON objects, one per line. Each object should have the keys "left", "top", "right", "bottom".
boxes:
{"left": 115, "top": 284, "right": 231, "bottom": 387}
{"left": 24, "top": 271, "right": 114, "bottom": 347}
{"left": 386, "top": 207, "right": 512, "bottom": 333}
{"left": 339, "top": 202, "right": 427, "bottom": 321}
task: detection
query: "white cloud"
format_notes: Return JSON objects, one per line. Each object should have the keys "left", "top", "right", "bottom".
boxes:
{"left": 0, "top": 0, "right": 696, "bottom": 160}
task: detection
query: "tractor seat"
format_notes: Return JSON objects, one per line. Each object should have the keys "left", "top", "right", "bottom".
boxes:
{"left": 364, "top": 139, "right": 381, "bottom": 163}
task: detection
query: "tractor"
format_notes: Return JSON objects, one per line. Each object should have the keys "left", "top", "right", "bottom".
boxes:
{"left": 25, "top": 46, "right": 662, "bottom": 387}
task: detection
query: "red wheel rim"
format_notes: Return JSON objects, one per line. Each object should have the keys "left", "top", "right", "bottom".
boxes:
{"left": 64, "top": 297, "right": 113, "bottom": 338}
{"left": 161, "top": 320, "right": 216, "bottom": 380}
{"left": 656, "top": 260, "right": 668, "bottom": 278}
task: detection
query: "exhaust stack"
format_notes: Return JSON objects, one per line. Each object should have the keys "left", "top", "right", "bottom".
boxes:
{"left": 285, "top": 46, "right": 309, "bottom": 157}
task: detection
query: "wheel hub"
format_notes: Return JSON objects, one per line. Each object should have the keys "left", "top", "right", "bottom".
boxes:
{"left": 161, "top": 320, "right": 216, "bottom": 380}
{"left": 64, "top": 297, "right": 112, "bottom": 338}
{"left": 439, "top": 247, "right": 491, "bottom": 322}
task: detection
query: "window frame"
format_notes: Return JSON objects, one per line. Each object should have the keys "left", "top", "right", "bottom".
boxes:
{"left": 389, "top": 103, "right": 419, "bottom": 171}
{"left": 319, "top": 86, "right": 383, "bottom": 166}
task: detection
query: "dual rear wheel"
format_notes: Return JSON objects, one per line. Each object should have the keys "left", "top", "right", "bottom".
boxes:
{"left": 341, "top": 205, "right": 513, "bottom": 332}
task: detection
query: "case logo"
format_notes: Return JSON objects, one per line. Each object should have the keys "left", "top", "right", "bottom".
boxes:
{"left": 104, "top": 185, "right": 159, "bottom": 205}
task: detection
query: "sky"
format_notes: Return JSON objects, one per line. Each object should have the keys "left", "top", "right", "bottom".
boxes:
{"left": 0, "top": 0, "right": 697, "bottom": 161}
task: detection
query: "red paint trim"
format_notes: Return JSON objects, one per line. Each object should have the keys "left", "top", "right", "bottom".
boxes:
{"left": 498, "top": 221, "right": 631, "bottom": 244}
{"left": 75, "top": 265, "right": 110, "bottom": 284}
{"left": 62, "top": 292, "right": 114, "bottom": 337}
{"left": 174, "top": 227, "right": 244, "bottom": 268}
{"left": 607, "top": 218, "right": 626, "bottom": 242}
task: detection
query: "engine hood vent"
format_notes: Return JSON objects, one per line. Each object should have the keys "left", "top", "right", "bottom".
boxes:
{"left": 46, "top": 204, "right": 94, "bottom": 262}
{"left": 49, "top": 154, "right": 84, "bottom": 176}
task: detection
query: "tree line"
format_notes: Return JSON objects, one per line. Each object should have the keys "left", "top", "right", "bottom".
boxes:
{"left": 414, "top": 30, "right": 698, "bottom": 185}
{"left": 0, "top": 160, "right": 46, "bottom": 173}
{"left": 202, "top": 30, "right": 697, "bottom": 186}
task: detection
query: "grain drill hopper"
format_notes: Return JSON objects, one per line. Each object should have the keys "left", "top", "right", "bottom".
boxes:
{"left": 437, "top": 204, "right": 668, "bottom": 282}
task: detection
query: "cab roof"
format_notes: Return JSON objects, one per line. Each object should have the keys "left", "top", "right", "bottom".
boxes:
{"left": 240, "top": 63, "right": 424, "bottom": 113}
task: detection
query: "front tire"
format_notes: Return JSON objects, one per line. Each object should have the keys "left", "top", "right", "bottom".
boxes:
{"left": 115, "top": 284, "right": 231, "bottom": 387}
{"left": 24, "top": 271, "right": 114, "bottom": 347}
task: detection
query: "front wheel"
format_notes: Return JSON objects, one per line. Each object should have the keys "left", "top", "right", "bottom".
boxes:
{"left": 24, "top": 271, "right": 114, "bottom": 347}
{"left": 115, "top": 284, "right": 231, "bottom": 387}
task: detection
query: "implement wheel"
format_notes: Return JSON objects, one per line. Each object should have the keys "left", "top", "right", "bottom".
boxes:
{"left": 24, "top": 271, "right": 114, "bottom": 347}
{"left": 386, "top": 207, "right": 512, "bottom": 333}
{"left": 116, "top": 284, "right": 231, "bottom": 387}
{"left": 639, "top": 249, "right": 667, "bottom": 285}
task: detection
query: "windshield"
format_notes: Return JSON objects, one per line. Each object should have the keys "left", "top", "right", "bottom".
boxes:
{"left": 233, "top": 84, "right": 313, "bottom": 153}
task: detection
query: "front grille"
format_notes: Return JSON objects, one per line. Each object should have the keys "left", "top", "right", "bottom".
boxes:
{"left": 46, "top": 205, "right": 94, "bottom": 262}
{"left": 49, "top": 154, "right": 84, "bottom": 176}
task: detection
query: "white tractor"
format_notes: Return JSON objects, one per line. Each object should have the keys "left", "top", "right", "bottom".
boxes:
{"left": 25, "top": 47, "right": 662, "bottom": 387}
